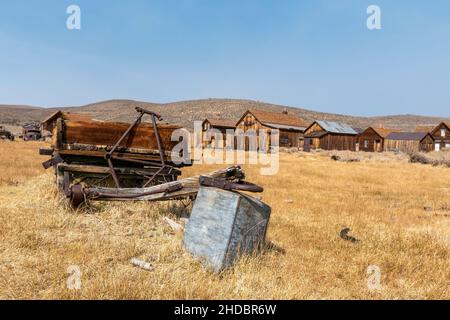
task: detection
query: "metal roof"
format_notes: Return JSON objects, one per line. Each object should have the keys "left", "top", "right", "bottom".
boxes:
{"left": 316, "top": 120, "right": 358, "bottom": 135}
{"left": 386, "top": 132, "right": 430, "bottom": 141}
{"left": 204, "top": 119, "right": 236, "bottom": 128}
{"left": 352, "top": 127, "right": 364, "bottom": 134}
{"left": 304, "top": 131, "right": 327, "bottom": 138}
{"left": 248, "top": 109, "right": 310, "bottom": 128}
{"left": 371, "top": 127, "right": 399, "bottom": 138}
{"left": 264, "top": 122, "right": 307, "bottom": 132}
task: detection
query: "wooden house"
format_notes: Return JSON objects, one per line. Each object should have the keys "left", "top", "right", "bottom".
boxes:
{"left": 202, "top": 119, "right": 236, "bottom": 134}
{"left": 357, "top": 127, "right": 398, "bottom": 152}
{"left": 235, "top": 109, "right": 309, "bottom": 149}
{"left": 202, "top": 119, "right": 236, "bottom": 147}
{"left": 303, "top": 121, "right": 358, "bottom": 151}
{"left": 384, "top": 132, "right": 434, "bottom": 153}
{"left": 430, "top": 122, "right": 450, "bottom": 151}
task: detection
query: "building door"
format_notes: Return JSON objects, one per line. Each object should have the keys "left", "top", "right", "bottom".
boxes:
{"left": 435, "top": 143, "right": 440, "bottom": 151}
{"left": 304, "top": 138, "right": 311, "bottom": 152}
{"left": 375, "top": 140, "right": 382, "bottom": 152}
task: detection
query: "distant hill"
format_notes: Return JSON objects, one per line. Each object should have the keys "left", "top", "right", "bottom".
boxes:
{"left": 0, "top": 98, "right": 448, "bottom": 131}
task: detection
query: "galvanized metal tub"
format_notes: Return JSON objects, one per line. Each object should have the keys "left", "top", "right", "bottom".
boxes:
{"left": 183, "top": 186, "right": 271, "bottom": 272}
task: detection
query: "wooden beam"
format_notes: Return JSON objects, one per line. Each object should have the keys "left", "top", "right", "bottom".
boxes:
{"left": 82, "top": 166, "right": 244, "bottom": 202}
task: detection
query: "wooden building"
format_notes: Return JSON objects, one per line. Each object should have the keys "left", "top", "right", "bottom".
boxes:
{"left": 430, "top": 122, "right": 450, "bottom": 151}
{"left": 384, "top": 132, "right": 434, "bottom": 153}
{"left": 202, "top": 119, "right": 236, "bottom": 147}
{"left": 202, "top": 119, "right": 236, "bottom": 133}
{"left": 235, "top": 109, "right": 309, "bottom": 149}
{"left": 303, "top": 121, "right": 358, "bottom": 151}
{"left": 357, "top": 127, "right": 398, "bottom": 152}
{"left": 22, "top": 123, "right": 42, "bottom": 141}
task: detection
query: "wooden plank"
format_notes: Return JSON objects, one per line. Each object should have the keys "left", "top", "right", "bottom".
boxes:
{"left": 58, "top": 163, "right": 180, "bottom": 175}
{"left": 82, "top": 166, "right": 244, "bottom": 202}
{"left": 57, "top": 149, "right": 173, "bottom": 164}
{"left": 61, "top": 120, "right": 180, "bottom": 152}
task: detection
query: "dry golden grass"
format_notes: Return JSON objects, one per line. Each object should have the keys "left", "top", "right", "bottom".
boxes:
{"left": 0, "top": 142, "right": 449, "bottom": 299}
{"left": 0, "top": 141, "right": 47, "bottom": 186}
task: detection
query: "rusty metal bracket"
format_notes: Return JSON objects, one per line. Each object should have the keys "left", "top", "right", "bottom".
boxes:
{"left": 42, "top": 154, "right": 64, "bottom": 169}
{"left": 199, "top": 176, "right": 263, "bottom": 193}
{"left": 104, "top": 107, "right": 167, "bottom": 188}
{"left": 39, "top": 147, "right": 54, "bottom": 156}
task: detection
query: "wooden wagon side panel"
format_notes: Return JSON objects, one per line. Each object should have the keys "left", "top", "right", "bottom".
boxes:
{"left": 60, "top": 120, "right": 181, "bottom": 152}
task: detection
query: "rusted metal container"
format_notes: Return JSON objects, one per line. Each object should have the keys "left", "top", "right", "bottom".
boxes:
{"left": 184, "top": 186, "right": 271, "bottom": 272}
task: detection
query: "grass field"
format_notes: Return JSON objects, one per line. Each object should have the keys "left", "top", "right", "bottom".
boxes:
{"left": 0, "top": 141, "right": 448, "bottom": 299}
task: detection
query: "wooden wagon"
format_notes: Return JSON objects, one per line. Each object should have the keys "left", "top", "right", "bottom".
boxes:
{"left": 40, "top": 107, "right": 191, "bottom": 195}
{"left": 0, "top": 126, "right": 14, "bottom": 141}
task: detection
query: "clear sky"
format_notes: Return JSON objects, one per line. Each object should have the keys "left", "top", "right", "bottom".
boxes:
{"left": 1, "top": 0, "right": 449, "bottom": 116}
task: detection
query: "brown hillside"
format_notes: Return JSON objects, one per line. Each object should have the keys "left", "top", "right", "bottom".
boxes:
{"left": 1, "top": 99, "right": 448, "bottom": 131}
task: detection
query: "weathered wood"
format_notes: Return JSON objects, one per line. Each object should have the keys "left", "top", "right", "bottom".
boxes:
{"left": 304, "top": 122, "right": 357, "bottom": 151}
{"left": 235, "top": 110, "right": 308, "bottom": 149}
{"left": 61, "top": 120, "right": 180, "bottom": 152}
{"left": 45, "top": 110, "right": 193, "bottom": 192}
{"left": 58, "top": 163, "right": 180, "bottom": 176}
{"left": 56, "top": 149, "right": 176, "bottom": 165}
{"left": 430, "top": 122, "right": 450, "bottom": 151}
{"left": 81, "top": 166, "right": 244, "bottom": 202}
{"left": 183, "top": 187, "right": 271, "bottom": 272}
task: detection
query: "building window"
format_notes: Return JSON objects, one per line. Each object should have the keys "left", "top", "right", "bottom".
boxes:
{"left": 441, "top": 128, "right": 446, "bottom": 137}
{"left": 364, "top": 140, "right": 369, "bottom": 148}
{"left": 280, "top": 135, "right": 289, "bottom": 145}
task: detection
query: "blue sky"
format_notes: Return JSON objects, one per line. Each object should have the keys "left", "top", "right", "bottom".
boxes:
{"left": 0, "top": 0, "right": 449, "bottom": 116}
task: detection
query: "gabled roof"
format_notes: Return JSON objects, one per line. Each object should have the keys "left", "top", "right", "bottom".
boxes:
{"left": 263, "top": 122, "right": 308, "bottom": 131}
{"left": 314, "top": 120, "right": 358, "bottom": 135}
{"left": 371, "top": 127, "right": 398, "bottom": 138}
{"left": 203, "top": 119, "right": 236, "bottom": 128}
{"left": 386, "top": 132, "right": 431, "bottom": 141}
{"left": 415, "top": 125, "right": 436, "bottom": 133}
{"left": 243, "top": 109, "right": 309, "bottom": 130}
{"left": 430, "top": 121, "right": 450, "bottom": 135}
{"left": 352, "top": 127, "right": 365, "bottom": 134}
{"left": 306, "top": 131, "right": 327, "bottom": 138}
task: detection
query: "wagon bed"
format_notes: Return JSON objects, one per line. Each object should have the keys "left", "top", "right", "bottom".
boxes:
{"left": 41, "top": 107, "right": 191, "bottom": 193}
